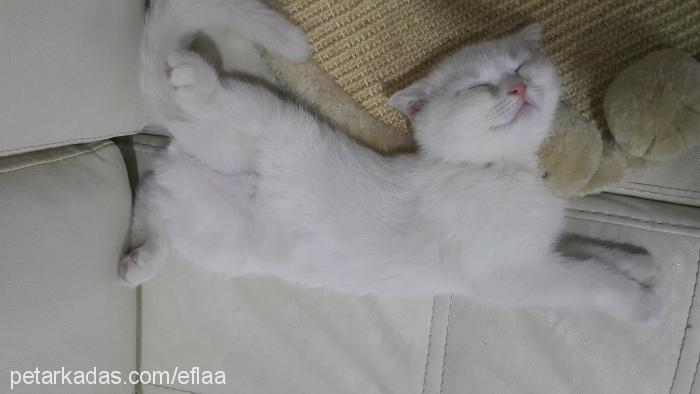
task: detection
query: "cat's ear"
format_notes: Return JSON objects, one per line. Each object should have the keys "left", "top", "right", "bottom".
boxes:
{"left": 388, "top": 81, "right": 429, "bottom": 122}
{"left": 518, "top": 23, "right": 543, "bottom": 50}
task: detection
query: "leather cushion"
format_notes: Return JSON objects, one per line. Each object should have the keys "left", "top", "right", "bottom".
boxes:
{"left": 610, "top": 146, "right": 700, "bottom": 207}
{"left": 0, "top": 1, "right": 145, "bottom": 157}
{"left": 0, "top": 141, "right": 136, "bottom": 393}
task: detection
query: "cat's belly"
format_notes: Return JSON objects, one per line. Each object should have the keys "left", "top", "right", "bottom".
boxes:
{"left": 152, "top": 146, "right": 567, "bottom": 295}
{"left": 411, "top": 163, "right": 567, "bottom": 277}
{"left": 449, "top": 184, "right": 566, "bottom": 268}
{"left": 153, "top": 150, "right": 261, "bottom": 274}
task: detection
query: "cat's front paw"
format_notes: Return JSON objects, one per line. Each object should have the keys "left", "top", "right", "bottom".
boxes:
{"left": 630, "top": 288, "right": 665, "bottom": 326}
{"left": 166, "top": 51, "right": 218, "bottom": 111}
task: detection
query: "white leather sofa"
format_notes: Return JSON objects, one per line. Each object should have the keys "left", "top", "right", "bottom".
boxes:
{"left": 2, "top": 2, "right": 700, "bottom": 394}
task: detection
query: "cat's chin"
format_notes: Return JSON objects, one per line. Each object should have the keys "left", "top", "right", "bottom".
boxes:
{"left": 490, "top": 103, "right": 536, "bottom": 131}
{"left": 509, "top": 102, "right": 534, "bottom": 124}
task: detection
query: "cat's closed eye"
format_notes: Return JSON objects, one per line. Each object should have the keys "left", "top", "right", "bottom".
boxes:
{"left": 454, "top": 83, "right": 495, "bottom": 97}
{"left": 458, "top": 84, "right": 494, "bottom": 96}
{"left": 515, "top": 62, "right": 527, "bottom": 76}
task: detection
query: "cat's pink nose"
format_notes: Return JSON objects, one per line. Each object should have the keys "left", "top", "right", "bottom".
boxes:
{"left": 508, "top": 82, "right": 526, "bottom": 97}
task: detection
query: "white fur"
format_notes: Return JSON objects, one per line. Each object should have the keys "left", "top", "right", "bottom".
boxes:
{"left": 121, "top": 0, "right": 664, "bottom": 325}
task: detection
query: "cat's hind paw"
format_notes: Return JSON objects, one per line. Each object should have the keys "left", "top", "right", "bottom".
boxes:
{"left": 119, "top": 247, "right": 163, "bottom": 287}
{"left": 166, "top": 51, "right": 218, "bottom": 111}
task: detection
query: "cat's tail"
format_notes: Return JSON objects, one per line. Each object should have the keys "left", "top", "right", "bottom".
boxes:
{"left": 140, "top": 0, "right": 309, "bottom": 124}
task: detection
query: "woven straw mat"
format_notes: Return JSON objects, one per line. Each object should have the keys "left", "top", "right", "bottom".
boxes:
{"left": 277, "top": 0, "right": 700, "bottom": 133}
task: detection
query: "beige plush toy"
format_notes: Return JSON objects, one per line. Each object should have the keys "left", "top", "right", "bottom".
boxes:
{"left": 542, "top": 49, "right": 700, "bottom": 197}
{"left": 605, "top": 50, "right": 700, "bottom": 162}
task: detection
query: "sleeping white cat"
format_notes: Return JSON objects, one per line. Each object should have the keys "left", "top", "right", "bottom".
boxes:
{"left": 121, "top": 0, "right": 663, "bottom": 325}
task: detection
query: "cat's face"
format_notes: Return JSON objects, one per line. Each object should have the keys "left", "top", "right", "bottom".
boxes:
{"left": 389, "top": 24, "right": 561, "bottom": 165}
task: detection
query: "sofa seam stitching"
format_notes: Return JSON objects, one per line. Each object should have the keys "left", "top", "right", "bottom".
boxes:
{"left": 439, "top": 295, "right": 454, "bottom": 394}
{"left": 119, "top": 147, "right": 163, "bottom": 155}
{"left": 564, "top": 214, "right": 700, "bottom": 236}
{"left": 0, "top": 131, "right": 134, "bottom": 155}
{"left": 565, "top": 208, "right": 700, "bottom": 231}
{"left": 689, "top": 350, "right": 700, "bottom": 394}
{"left": 0, "top": 141, "right": 114, "bottom": 174}
{"left": 146, "top": 383, "right": 201, "bottom": 394}
{"left": 669, "top": 249, "right": 700, "bottom": 394}
{"left": 421, "top": 296, "right": 438, "bottom": 394}
{"left": 115, "top": 140, "right": 168, "bottom": 151}
{"left": 614, "top": 186, "right": 700, "bottom": 200}
{"left": 627, "top": 182, "right": 700, "bottom": 195}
